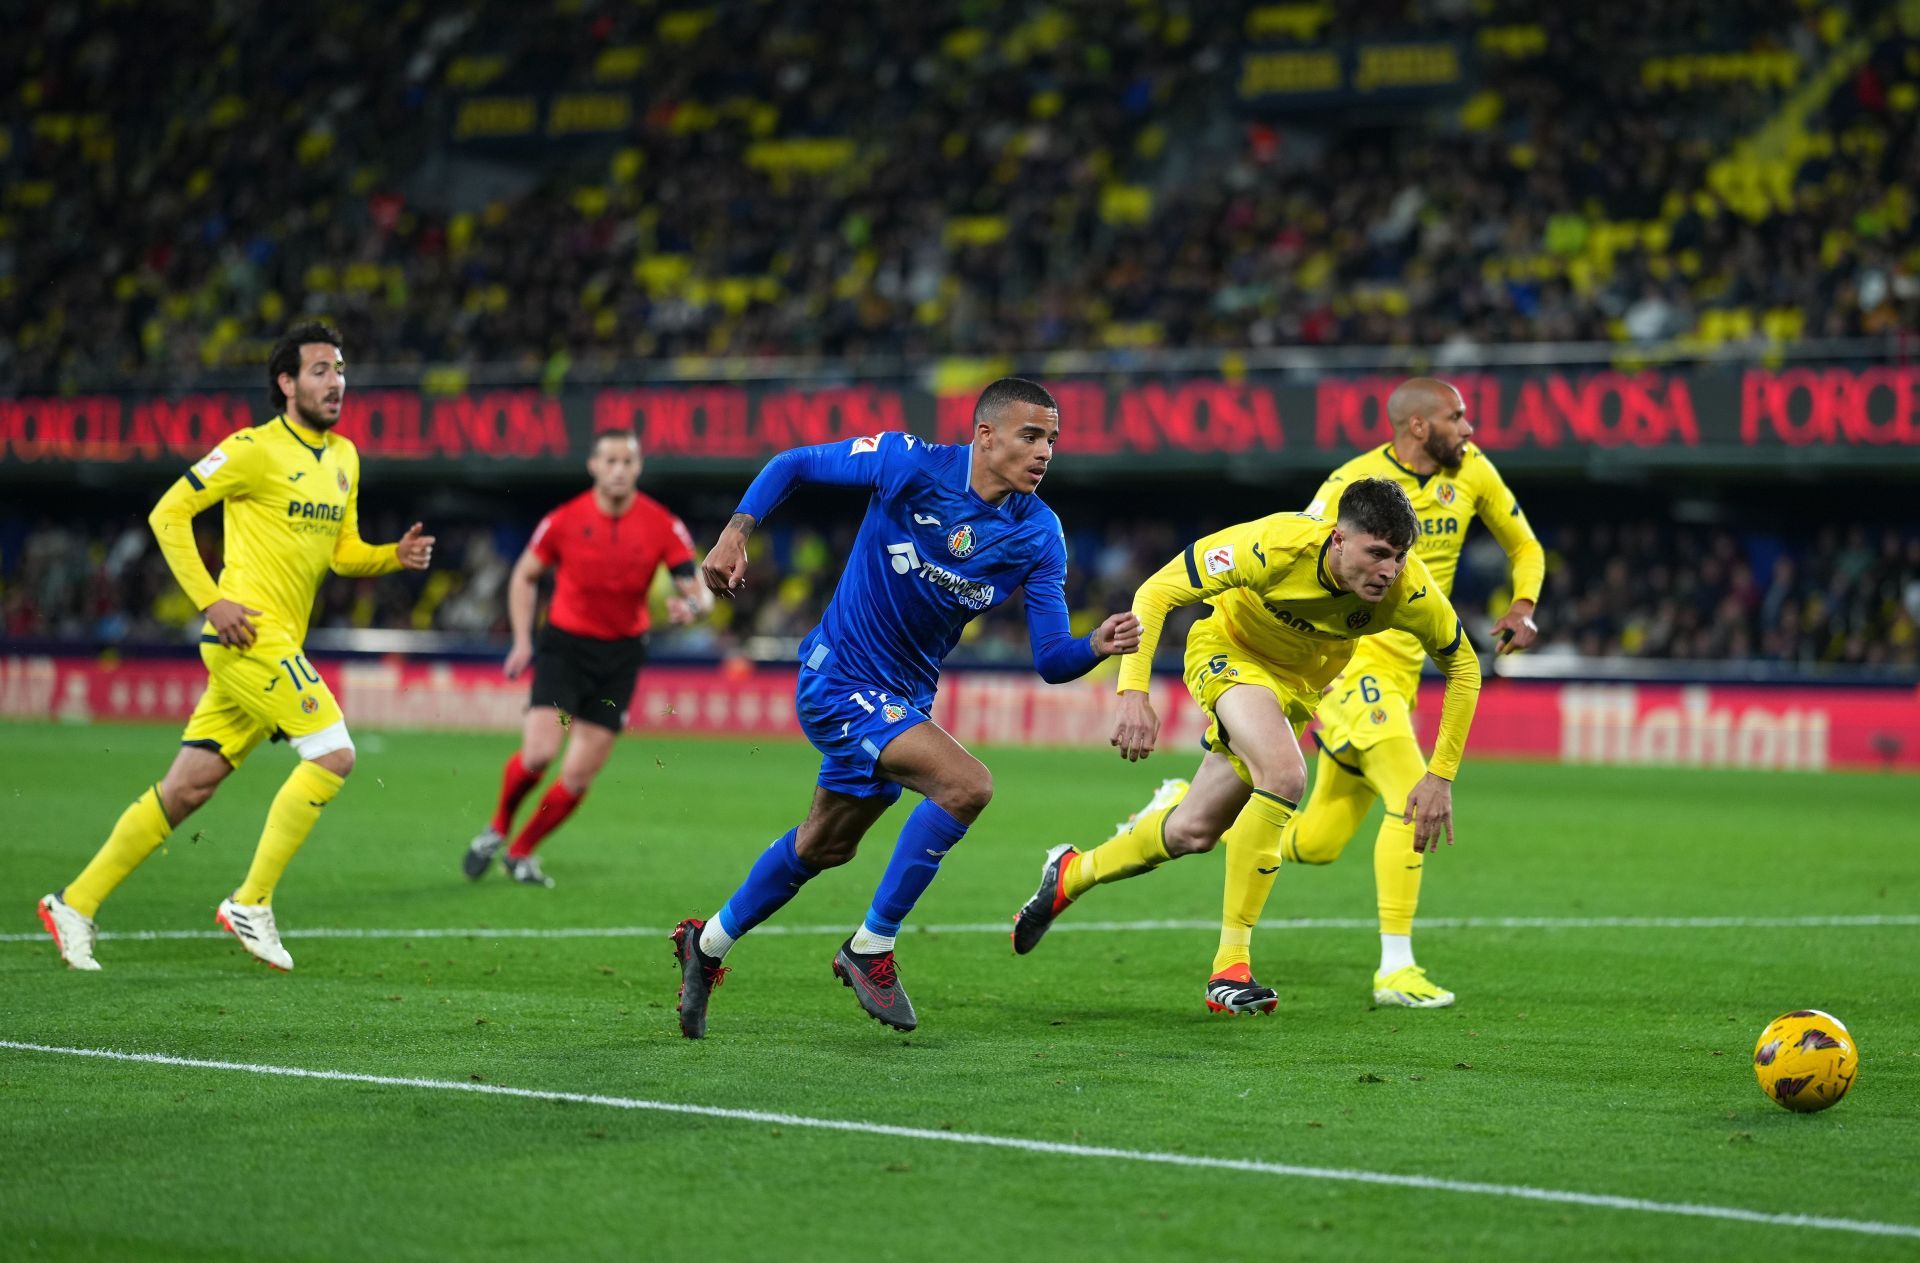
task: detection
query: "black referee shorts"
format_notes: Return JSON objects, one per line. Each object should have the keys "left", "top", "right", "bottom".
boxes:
{"left": 528, "top": 625, "right": 648, "bottom": 732}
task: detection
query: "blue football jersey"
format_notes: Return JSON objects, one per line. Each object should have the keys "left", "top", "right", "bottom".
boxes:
{"left": 734, "top": 432, "right": 1097, "bottom": 704}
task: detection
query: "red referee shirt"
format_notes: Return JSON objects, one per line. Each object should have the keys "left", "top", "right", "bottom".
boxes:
{"left": 529, "top": 490, "right": 696, "bottom": 640}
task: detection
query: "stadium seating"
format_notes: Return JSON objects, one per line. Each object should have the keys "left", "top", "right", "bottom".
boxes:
{"left": 4, "top": 2, "right": 1913, "bottom": 390}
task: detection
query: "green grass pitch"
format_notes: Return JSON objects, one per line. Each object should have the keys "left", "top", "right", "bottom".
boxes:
{"left": 3, "top": 720, "right": 1917, "bottom": 1261}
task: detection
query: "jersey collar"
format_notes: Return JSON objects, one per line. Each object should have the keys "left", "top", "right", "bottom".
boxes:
{"left": 1315, "top": 531, "right": 1344, "bottom": 595}
{"left": 278, "top": 414, "right": 328, "bottom": 460}
{"left": 1381, "top": 444, "right": 1435, "bottom": 488}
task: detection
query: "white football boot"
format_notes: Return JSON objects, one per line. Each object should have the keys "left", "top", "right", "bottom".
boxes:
{"left": 37, "top": 892, "right": 102, "bottom": 971}
{"left": 216, "top": 897, "right": 294, "bottom": 971}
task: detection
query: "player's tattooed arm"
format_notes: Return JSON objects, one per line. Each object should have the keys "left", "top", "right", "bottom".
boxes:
{"left": 702, "top": 513, "right": 757, "bottom": 599}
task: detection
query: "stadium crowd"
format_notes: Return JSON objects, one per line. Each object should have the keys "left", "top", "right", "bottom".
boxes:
{"left": 5, "top": 508, "right": 1916, "bottom": 671}
{"left": 5, "top": 1, "right": 1915, "bottom": 391}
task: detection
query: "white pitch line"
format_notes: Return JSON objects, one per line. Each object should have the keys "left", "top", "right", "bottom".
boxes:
{"left": 0, "top": 1039, "right": 1912, "bottom": 1242}
{"left": 1, "top": 913, "right": 1917, "bottom": 946}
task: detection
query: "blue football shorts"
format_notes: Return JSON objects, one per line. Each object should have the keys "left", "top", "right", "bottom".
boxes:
{"left": 793, "top": 667, "right": 931, "bottom": 804}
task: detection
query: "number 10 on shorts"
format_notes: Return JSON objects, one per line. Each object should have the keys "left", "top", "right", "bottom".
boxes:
{"left": 277, "top": 655, "right": 322, "bottom": 691}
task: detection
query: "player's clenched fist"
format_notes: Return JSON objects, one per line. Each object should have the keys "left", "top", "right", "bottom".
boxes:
{"left": 702, "top": 518, "right": 753, "bottom": 599}
{"left": 1092, "top": 611, "right": 1141, "bottom": 657}
{"left": 1111, "top": 688, "right": 1160, "bottom": 762}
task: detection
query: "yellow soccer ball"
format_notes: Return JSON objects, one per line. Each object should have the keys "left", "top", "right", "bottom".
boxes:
{"left": 1752, "top": 1010, "right": 1858, "bottom": 1113}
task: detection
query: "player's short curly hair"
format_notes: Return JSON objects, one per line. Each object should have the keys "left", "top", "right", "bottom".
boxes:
{"left": 973, "top": 377, "right": 1058, "bottom": 426}
{"left": 267, "top": 321, "right": 343, "bottom": 411}
{"left": 1334, "top": 476, "right": 1419, "bottom": 550}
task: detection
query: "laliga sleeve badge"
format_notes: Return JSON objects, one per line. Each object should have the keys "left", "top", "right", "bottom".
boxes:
{"left": 192, "top": 448, "right": 229, "bottom": 481}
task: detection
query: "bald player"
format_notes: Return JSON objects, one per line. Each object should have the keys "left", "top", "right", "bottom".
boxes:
{"left": 1285, "top": 377, "right": 1541, "bottom": 1006}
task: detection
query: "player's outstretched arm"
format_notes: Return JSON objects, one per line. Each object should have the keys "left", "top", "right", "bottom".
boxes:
{"left": 1021, "top": 529, "right": 1142, "bottom": 684}
{"left": 1392, "top": 570, "right": 1482, "bottom": 851}
{"left": 1477, "top": 465, "right": 1544, "bottom": 656}
{"left": 707, "top": 435, "right": 909, "bottom": 597}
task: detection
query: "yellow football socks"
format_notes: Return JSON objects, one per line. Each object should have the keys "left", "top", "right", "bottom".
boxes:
{"left": 1364, "top": 739, "right": 1429, "bottom": 937}
{"left": 1062, "top": 802, "right": 1176, "bottom": 900}
{"left": 1212, "top": 789, "right": 1295, "bottom": 974}
{"left": 233, "top": 761, "right": 344, "bottom": 905}
{"left": 1284, "top": 751, "right": 1375, "bottom": 865}
{"left": 64, "top": 786, "right": 172, "bottom": 918}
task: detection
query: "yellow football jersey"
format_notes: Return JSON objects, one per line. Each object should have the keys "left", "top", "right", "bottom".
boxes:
{"left": 1119, "top": 512, "right": 1481, "bottom": 777}
{"left": 149, "top": 415, "right": 400, "bottom": 647}
{"left": 1306, "top": 443, "right": 1542, "bottom": 693}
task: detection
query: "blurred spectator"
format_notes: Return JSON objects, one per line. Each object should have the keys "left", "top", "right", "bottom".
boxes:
{"left": 4, "top": 505, "right": 1914, "bottom": 670}
{"left": 3, "top": 1, "right": 1913, "bottom": 391}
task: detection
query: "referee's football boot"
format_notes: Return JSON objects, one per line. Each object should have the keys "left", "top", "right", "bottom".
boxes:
{"left": 832, "top": 938, "right": 918, "bottom": 1031}
{"left": 1205, "top": 963, "right": 1279, "bottom": 1015}
{"left": 670, "top": 917, "right": 730, "bottom": 1040}
{"left": 462, "top": 827, "right": 507, "bottom": 880}
{"left": 501, "top": 852, "right": 555, "bottom": 888}
{"left": 1011, "top": 844, "right": 1078, "bottom": 955}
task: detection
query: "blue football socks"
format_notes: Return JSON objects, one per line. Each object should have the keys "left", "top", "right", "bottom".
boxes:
{"left": 862, "top": 799, "right": 970, "bottom": 939}
{"left": 716, "top": 829, "right": 817, "bottom": 941}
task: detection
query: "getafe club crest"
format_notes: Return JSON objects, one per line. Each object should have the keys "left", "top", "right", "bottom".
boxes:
{"left": 1346, "top": 609, "right": 1372, "bottom": 629}
{"left": 882, "top": 702, "right": 907, "bottom": 724}
{"left": 947, "top": 524, "right": 975, "bottom": 558}
{"left": 1435, "top": 482, "right": 1456, "bottom": 506}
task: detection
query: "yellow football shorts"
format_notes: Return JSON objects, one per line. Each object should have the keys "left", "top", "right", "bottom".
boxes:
{"left": 182, "top": 636, "right": 345, "bottom": 767}
{"left": 1182, "top": 616, "right": 1319, "bottom": 787}
{"left": 1314, "top": 667, "right": 1418, "bottom": 757}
